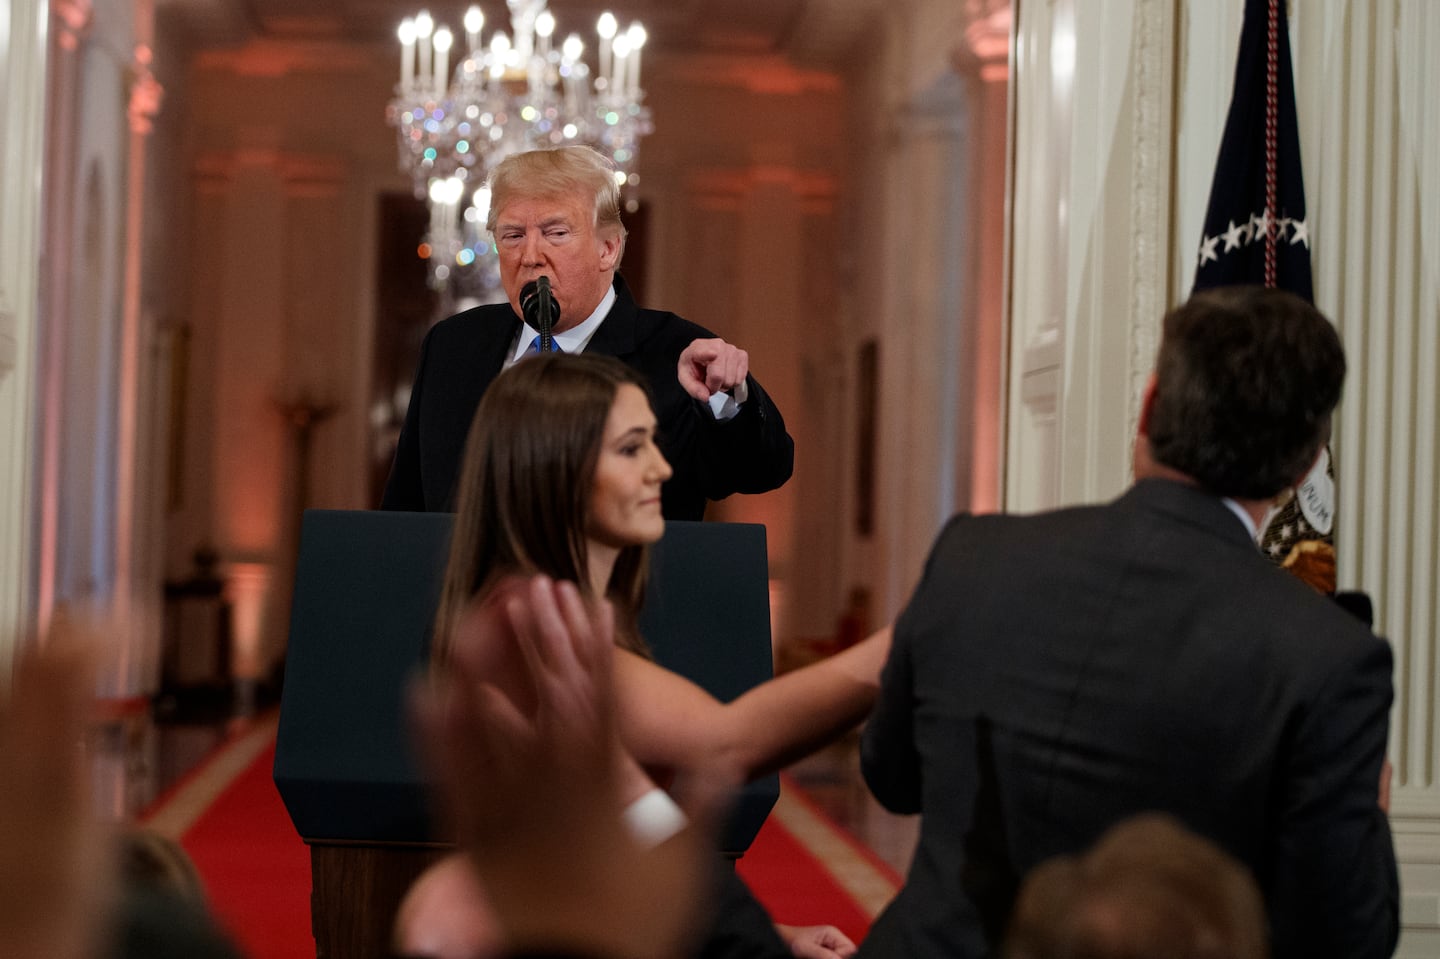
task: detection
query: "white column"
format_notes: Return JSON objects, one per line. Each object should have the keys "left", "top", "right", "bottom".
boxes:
{"left": 875, "top": 73, "right": 969, "bottom": 609}
{"left": 0, "top": 0, "right": 53, "bottom": 671}
{"left": 114, "top": 4, "right": 164, "bottom": 697}
{"left": 32, "top": 0, "right": 98, "bottom": 646}
{"left": 955, "top": 7, "right": 1011, "bottom": 516}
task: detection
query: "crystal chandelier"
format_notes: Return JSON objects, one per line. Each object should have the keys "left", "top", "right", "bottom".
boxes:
{"left": 388, "top": 0, "right": 653, "bottom": 293}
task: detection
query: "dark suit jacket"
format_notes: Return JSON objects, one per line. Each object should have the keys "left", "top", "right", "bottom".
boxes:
{"left": 859, "top": 479, "right": 1398, "bottom": 959}
{"left": 380, "top": 276, "right": 794, "bottom": 520}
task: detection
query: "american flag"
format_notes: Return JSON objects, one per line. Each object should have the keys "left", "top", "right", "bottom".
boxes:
{"left": 1192, "top": 0, "right": 1335, "bottom": 592}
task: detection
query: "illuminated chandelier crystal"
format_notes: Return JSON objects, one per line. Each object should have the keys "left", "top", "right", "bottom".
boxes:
{"left": 388, "top": 0, "right": 653, "bottom": 292}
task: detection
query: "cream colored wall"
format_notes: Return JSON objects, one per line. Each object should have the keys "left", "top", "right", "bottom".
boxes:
{"left": 636, "top": 50, "right": 844, "bottom": 643}
{"left": 170, "top": 42, "right": 397, "bottom": 681}
{"left": 823, "top": 0, "right": 1011, "bottom": 626}
{"left": 1009, "top": 1, "right": 1440, "bottom": 951}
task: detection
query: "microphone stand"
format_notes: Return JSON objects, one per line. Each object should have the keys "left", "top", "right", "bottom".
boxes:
{"left": 522, "top": 276, "right": 557, "bottom": 352}
{"left": 537, "top": 276, "right": 554, "bottom": 353}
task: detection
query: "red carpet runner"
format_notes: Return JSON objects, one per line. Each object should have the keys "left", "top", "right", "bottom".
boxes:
{"left": 737, "top": 812, "right": 874, "bottom": 946}
{"left": 177, "top": 740, "right": 312, "bottom": 959}
{"left": 159, "top": 732, "right": 893, "bottom": 958}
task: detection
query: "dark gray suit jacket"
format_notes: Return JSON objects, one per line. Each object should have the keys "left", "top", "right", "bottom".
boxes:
{"left": 381, "top": 275, "right": 793, "bottom": 520}
{"left": 859, "top": 479, "right": 1398, "bottom": 959}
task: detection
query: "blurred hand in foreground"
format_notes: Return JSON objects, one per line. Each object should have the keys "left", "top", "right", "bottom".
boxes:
{"left": 413, "top": 575, "right": 730, "bottom": 959}
{"left": 0, "top": 614, "right": 109, "bottom": 959}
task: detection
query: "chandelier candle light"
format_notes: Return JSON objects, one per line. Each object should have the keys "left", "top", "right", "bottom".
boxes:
{"left": 390, "top": 0, "right": 653, "bottom": 290}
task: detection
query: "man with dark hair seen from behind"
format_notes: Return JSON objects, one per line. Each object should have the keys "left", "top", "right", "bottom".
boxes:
{"left": 859, "top": 286, "right": 1398, "bottom": 959}
{"left": 381, "top": 146, "right": 793, "bottom": 519}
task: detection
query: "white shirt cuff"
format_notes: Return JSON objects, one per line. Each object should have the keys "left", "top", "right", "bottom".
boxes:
{"left": 706, "top": 378, "right": 748, "bottom": 421}
{"left": 622, "top": 787, "right": 688, "bottom": 847}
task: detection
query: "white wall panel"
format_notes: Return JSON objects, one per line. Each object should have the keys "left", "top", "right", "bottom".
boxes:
{"left": 1007, "top": 0, "right": 1174, "bottom": 513}
{"left": 1285, "top": 2, "right": 1440, "bottom": 952}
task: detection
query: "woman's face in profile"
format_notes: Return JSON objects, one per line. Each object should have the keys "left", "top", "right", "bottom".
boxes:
{"left": 587, "top": 384, "right": 672, "bottom": 549}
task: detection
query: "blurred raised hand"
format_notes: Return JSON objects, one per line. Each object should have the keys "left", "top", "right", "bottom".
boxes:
{"left": 0, "top": 614, "right": 109, "bottom": 959}
{"left": 412, "top": 575, "right": 731, "bottom": 959}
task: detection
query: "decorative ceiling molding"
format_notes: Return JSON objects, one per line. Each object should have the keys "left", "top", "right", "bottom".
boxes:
{"left": 687, "top": 165, "right": 839, "bottom": 202}
{"left": 780, "top": 0, "right": 885, "bottom": 70}
{"left": 162, "top": 0, "right": 878, "bottom": 74}
{"left": 193, "top": 37, "right": 379, "bottom": 76}
{"left": 194, "top": 148, "right": 347, "bottom": 187}
{"left": 659, "top": 51, "right": 840, "bottom": 95}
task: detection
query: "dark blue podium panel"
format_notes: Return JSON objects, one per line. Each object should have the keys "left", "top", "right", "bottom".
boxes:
{"left": 640, "top": 521, "right": 780, "bottom": 854}
{"left": 273, "top": 510, "right": 450, "bottom": 843}
{"left": 274, "top": 511, "right": 778, "bottom": 854}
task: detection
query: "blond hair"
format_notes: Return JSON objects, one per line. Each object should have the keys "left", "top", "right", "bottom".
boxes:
{"left": 485, "top": 146, "right": 627, "bottom": 262}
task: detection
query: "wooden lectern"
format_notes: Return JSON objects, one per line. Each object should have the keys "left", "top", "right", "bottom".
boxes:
{"left": 274, "top": 511, "right": 778, "bottom": 959}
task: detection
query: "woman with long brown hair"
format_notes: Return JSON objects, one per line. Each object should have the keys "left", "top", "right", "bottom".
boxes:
{"left": 400, "top": 353, "right": 887, "bottom": 959}
{"left": 433, "top": 352, "right": 889, "bottom": 789}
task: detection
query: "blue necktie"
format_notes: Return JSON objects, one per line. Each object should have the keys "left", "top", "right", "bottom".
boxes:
{"left": 529, "top": 335, "right": 562, "bottom": 354}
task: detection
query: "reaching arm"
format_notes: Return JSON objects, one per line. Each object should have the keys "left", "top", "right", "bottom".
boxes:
{"left": 613, "top": 626, "right": 892, "bottom": 783}
{"left": 860, "top": 513, "right": 974, "bottom": 814}
{"left": 859, "top": 616, "right": 922, "bottom": 814}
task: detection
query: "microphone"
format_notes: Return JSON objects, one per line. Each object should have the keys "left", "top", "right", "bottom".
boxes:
{"left": 520, "top": 276, "right": 557, "bottom": 352}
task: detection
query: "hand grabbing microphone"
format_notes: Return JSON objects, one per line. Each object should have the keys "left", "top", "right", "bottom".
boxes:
{"left": 520, "top": 276, "right": 557, "bottom": 352}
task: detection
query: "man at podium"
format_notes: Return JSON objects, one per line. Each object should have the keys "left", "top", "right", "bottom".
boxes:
{"left": 380, "top": 146, "right": 793, "bottom": 521}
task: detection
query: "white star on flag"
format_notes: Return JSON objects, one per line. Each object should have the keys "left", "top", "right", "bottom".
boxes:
{"left": 1251, "top": 208, "right": 1274, "bottom": 240}
{"left": 1198, "top": 234, "right": 1221, "bottom": 265}
{"left": 1289, "top": 218, "right": 1310, "bottom": 247}
{"left": 1221, "top": 220, "right": 1249, "bottom": 251}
